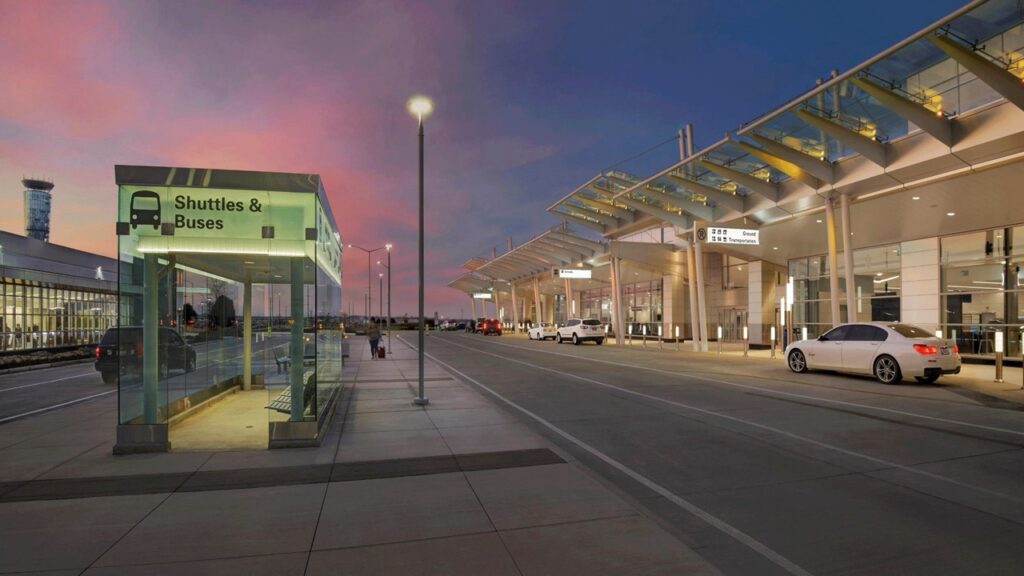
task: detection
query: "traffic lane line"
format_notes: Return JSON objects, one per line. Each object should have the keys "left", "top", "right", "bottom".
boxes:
{"left": 410, "top": 339, "right": 814, "bottom": 576}
{"left": 430, "top": 335, "right": 1024, "bottom": 514}
{"left": 441, "top": 333, "right": 1024, "bottom": 440}
{"left": 461, "top": 332, "right": 1011, "bottom": 411}
{"left": 0, "top": 370, "right": 97, "bottom": 393}
{"left": 0, "top": 390, "right": 116, "bottom": 424}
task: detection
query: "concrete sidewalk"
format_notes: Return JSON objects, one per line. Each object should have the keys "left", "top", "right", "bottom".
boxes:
{"left": 0, "top": 334, "right": 721, "bottom": 575}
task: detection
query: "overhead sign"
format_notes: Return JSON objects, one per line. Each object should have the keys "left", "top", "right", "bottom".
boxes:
{"left": 554, "top": 268, "right": 592, "bottom": 279}
{"left": 472, "top": 292, "right": 492, "bottom": 299}
{"left": 704, "top": 227, "right": 759, "bottom": 245}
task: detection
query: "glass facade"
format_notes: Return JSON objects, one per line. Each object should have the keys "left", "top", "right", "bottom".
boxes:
{"left": 789, "top": 244, "right": 901, "bottom": 339}
{"left": 0, "top": 279, "right": 116, "bottom": 352}
{"left": 940, "top": 225, "right": 1024, "bottom": 357}
{"left": 113, "top": 166, "right": 343, "bottom": 451}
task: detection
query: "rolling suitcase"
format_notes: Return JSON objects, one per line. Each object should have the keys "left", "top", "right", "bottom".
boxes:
{"left": 377, "top": 345, "right": 386, "bottom": 358}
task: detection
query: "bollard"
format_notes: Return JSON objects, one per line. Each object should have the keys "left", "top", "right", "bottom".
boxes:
{"left": 675, "top": 325, "right": 680, "bottom": 352}
{"left": 743, "top": 325, "right": 748, "bottom": 357}
{"left": 994, "top": 331, "right": 1005, "bottom": 383}
{"left": 659, "top": 326, "right": 663, "bottom": 350}
{"left": 642, "top": 325, "right": 647, "bottom": 348}
{"left": 717, "top": 325, "right": 723, "bottom": 355}
{"left": 627, "top": 324, "right": 632, "bottom": 346}
{"left": 770, "top": 325, "right": 777, "bottom": 359}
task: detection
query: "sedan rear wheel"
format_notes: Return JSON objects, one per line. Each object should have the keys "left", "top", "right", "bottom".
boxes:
{"left": 787, "top": 349, "right": 808, "bottom": 373}
{"left": 874, "top": 355, "right": 902, "bottom": 385}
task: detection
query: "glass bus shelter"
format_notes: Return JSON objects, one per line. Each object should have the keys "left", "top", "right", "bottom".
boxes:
{"left": 112, "top": 165, "right": 343, "bottom": 453}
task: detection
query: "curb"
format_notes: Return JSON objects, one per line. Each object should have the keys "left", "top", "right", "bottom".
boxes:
{"left": 0, "top": 357, "right": 94, "bottom": 376}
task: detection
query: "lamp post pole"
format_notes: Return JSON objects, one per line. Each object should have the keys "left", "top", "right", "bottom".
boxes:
{"left": 379, "top": 244, "right": 393, "bottom": 355}
{"left": 378, "top": 273, "right": 383, "bottom": 323}
{"left": 408, "top": 95, "right": 432, "bottom": 406}
{"left": 347, "top": 243, "right": 386, "bottom": 323}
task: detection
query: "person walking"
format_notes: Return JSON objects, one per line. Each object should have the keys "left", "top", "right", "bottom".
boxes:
{"left": 367, "top": 317, "right": 381, "bottom": 359}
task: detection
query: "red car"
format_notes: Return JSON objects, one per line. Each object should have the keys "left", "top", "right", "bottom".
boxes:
{"left": 479, "top": 318, "right": 502, "bottom": 336}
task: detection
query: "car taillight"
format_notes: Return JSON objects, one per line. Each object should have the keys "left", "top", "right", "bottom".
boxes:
{"left": 953, "top": 343, "right": 959, "bottom": 354}
{"left": 95, "top": 346, "right": 100, "bottom": 359}
{"left": 913, "top": 344, "right": 938, "bottom": 355}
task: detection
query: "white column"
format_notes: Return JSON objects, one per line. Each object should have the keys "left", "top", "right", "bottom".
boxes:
{"left": 610, "top": 256, "right": 625, "bottom": 345}
{"left": 825, "top": 197, "right": 842, "bottom": 327}
{"left": 694, "top": 229, "right": 709, "bottom": 351}
{"left": 840, "top": 193, "right": 856, "bottom": 323}
{"left": 470, "top": 295, "right": 476, "bottom": 321}
{"left": 533, "top": 278, "right": 542, "bottom": 324}
{"left": 687, "top": 242, "right": 699, "bottom": 350}
{"left": 510, "top": 283, "right": 519, "bottom": 333}
{"left": 563, "top": 278, "right": 573, "bottom": 320}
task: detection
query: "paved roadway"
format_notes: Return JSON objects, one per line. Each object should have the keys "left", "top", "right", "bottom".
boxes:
{"left": 0, "top": 335, "right": 287, "bottom": 424}
{"left": 423, "top": 331, "right": 1024, "bottom": 576}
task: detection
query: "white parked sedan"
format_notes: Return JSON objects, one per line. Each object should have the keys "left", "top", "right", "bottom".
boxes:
{"left": 527, "top": 322, "right": 557, "bottom": 340}
{"left": 556, "top": 318, "right": 605, "bottom": 345}
{"left": 785, "top": 322, "right": 961, "bottom": 384}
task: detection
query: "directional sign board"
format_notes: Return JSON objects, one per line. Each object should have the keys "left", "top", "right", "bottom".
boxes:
{"left": 473, "top": 292, "right": 493, "bottom": 299}
{"left": 704, "top": 227, "right": 759, "bottom": 245}
{"left": 554, "top": 268, "right": 592, "bottom": 279}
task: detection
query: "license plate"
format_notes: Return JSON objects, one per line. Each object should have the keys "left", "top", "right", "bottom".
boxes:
{"left": 940, "top": 348, "right": 950, "bottom": 355}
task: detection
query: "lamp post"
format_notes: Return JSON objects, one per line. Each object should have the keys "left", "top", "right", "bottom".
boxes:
{"left": 378, "top": 243, "right": 393, "bottom": 355}
{"left": 378, "top": 273, "right": 384, "bottom": 323}
{"left": 408, "top": 94, "right": 432, "bottom": 406}
{"left": 347, "top": 243, "right": 387, "bottom": 321}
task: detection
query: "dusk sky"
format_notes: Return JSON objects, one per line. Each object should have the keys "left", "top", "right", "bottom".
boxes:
{"left": 0, "top": 0, "right": 966, "bottom": 318}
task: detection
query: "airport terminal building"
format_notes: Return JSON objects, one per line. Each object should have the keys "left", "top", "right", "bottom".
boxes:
{"left": 451, "top": 0, "right": 1024, "bottom": 361}
{"left": 0, "top": 230, "right": 118, "bottom": 354}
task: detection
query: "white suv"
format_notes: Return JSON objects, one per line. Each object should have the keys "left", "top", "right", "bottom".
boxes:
{"left": 556, "top": 318, "right": 605, "bottom": 345}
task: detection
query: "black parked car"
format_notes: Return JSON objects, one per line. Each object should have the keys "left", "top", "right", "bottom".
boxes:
{"left": 95, "top": 326, "right": 197, "bottom": 385}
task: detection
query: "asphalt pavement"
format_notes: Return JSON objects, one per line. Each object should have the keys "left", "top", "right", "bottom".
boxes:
{"left": 423, "top": 331, "right": 1024, "bottom": 576}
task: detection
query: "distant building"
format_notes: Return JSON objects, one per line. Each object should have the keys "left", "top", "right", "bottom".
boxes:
{"left": 0, "top": 230, "right": 117, "bottom": 352}
{"left": 23, "top": 178, "right": 54, "bottom": 242}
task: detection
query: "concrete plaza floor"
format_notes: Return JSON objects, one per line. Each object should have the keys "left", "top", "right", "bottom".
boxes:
{"left": 0, "top": 335, "right": 721, "bottom": 575}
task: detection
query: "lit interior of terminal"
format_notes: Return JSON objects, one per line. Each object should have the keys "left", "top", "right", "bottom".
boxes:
{"left": 452, "top": 0, "right": 1024, "bottom": 360}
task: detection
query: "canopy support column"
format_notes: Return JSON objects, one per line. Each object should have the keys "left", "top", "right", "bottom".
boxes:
{"left": 694, "top": 226, "right": 709, "bottom": 352}
{"left": 510, "top": 283, "right": 519, "bottom": 333}
{"left": 243, "top": 272, "right": 252, "bottom": 391}
{"left": 825, "top": 197, "right": 842, "bottom": 327}
{"left": 841, "top": 193, "right": 856, "bottom": 323}
{"left": 289, "top": 257, "right": 305, "bottom": 422}
{"left": 687, "top": 241, "right": 699, "bottom": 350}
{"left": 611, "top": 256, "right": 625, "bottom": 346}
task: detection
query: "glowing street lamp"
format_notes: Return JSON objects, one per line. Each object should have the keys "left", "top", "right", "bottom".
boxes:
{"left": 409, "top": 95, "right": 433, "bottom": 406}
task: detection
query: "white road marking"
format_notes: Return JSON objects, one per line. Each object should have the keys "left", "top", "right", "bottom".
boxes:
{"left": 433, "top": 335, "right": 1024, "bottom": 509}
{"left": 452, "top": 334, "right": 1024, "bottom": 439}
{"left": 420, "top": 345, "right": 815, "bottom": 576}
{"left": 0, "top": 390, "right": 116, "bottom": 424}
{"left": 0, "top": 371, "right": 96, "bottom": 393}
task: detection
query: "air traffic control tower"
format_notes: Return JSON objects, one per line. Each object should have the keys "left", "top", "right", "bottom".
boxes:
{"left": 23, "top": 178, "right": 53, "bottom": 242}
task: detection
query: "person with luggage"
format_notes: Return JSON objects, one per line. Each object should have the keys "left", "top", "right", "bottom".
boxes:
{"left": 367, "top": 318, "right": 381, "bottom": 360}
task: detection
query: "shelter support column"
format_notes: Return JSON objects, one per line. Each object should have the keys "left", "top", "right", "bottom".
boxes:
{"left": 289, "top": 257, "right": 305, "bottom": 421}
{"left": 840, "top": 193, "right": 856, "bottom": 323}
{"left": 243, "top": 273, "right": 252, "bottom": 391}
{"left": 470, "top": 295, "right": 476, "bottom": 321}
{"left": 610, "top": 256, "right": 625, "bottom": 345}
{"left": 510, "top": 283, "right": 519, "bottom": 333}
{"left": 687, "top": 242, "right": 699, "bottom": 350}
{"left": 825, "top": 196, "right": 842, "bottom": 327}
{"left": 694, "top": 228, "right": 709, "bottom": 352}
{"left": 143, "top": 253, "right": 159, "bottom": 424}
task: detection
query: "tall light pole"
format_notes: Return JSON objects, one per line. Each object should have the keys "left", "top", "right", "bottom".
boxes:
{"left": 408, "top": 94, "right": 432, "bottom": 406}
{"left": 378, "top": 242, "right": 393, "bottom": 355}
{"left": 378, "top": 272, "right": 384, "bottom": 323}
{"left": 347, "top": 243, "right": 387, "bottom": 321}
